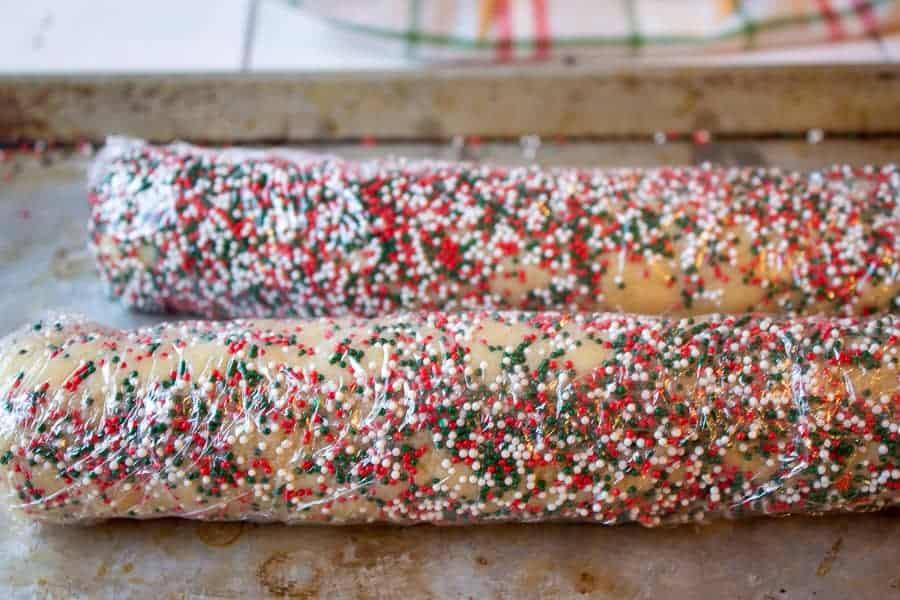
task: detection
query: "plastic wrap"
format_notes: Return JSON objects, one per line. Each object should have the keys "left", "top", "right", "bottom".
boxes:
{"left": 89, "top": 138, "right": 900, "bottom": 319}
{"left": 0, "top": 311, "right": 896, "bottom": 525}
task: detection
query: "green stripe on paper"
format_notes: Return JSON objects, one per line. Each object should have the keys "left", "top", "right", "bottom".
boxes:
{"left": 406, "top": 0, "right": 424, "bottom": 57}
{"left": 734, "top": 1, "right": 757, "bottom": 49}
{"left": 623, "top": 0, "right": 644, "bottom": 50}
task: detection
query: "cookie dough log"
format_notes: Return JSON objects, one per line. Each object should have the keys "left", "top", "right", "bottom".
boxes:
{"left": 0, "top": 311, "right": 896, "bottom": 525}
{"left": 89, "top": 138, "right": 899, "bottom": 319}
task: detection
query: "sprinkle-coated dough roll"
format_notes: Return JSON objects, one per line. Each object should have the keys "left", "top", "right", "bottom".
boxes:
{"left": 89, "top": 138, "right": 899, "bottom": 318}
{"left": 0, "top": 312, "right": 896, "bottom": 525}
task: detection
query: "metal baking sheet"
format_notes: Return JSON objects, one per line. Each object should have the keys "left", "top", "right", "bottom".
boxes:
{"left": 1, "top": 64, "right": 899, "bottom": 143}
{"left": 0, "top": 145, "right": 898, "bottom": 600}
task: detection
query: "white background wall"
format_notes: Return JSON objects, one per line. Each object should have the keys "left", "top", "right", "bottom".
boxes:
{"left": 0, "top": 0, "right": 896, "bottom": 73}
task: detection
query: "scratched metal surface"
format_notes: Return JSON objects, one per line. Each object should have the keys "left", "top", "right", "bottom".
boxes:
{"left": 2, "top": 65, "right": 900, "bottom": 142}
{"left": 0, "top": 144, "right": 898, "bottom": 600}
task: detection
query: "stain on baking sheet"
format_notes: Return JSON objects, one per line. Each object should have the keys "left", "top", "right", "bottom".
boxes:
{"left": 50, "top": 244, "right": 91, "bottom": 279}
{"left": 0, "top": 89, "right": 49, "bottom": 139}
{"left": 252, "top": 528, "right": 437, "bottom": 600}
{"left": 567, "top": 565, "right": 637, "bottom": 599}
{"left": 815, "top": 537, "right": 844, "bottom": 577}
{"left": 0, "top": 242, "right": 25, "bottom": 267}
{"left": 575, "top": 571, "right": 596, "bottom": 595}
{"left": 257, "top": 551, "right": 322, "bottom": 599}
{"left": 415, "top": 116, "right": 443, "bottom": 138}
{"left": 519, "top": 558, "right": 638, "bottom": 599}
{"left": 335, "top": 530, "right": 412, "bottom": 567}
{"left": 196, "top": 522, "right": 244, "bottom": 548}
{"left": 332, "top": 530, "right": 432, "bottom": 599}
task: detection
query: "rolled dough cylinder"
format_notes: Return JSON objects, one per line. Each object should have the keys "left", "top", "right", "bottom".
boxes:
{"left": 89, "top": 138, "right": 899, "bottom": 319}
{"left": 0, "top": 312, "right": 896, "bottom": 525}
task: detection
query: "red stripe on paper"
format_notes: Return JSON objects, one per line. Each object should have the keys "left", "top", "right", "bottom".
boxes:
{"left": 532, "top": 0, "right": 550, "bottom": 60}
{"left": 815, "top": 0, "right": 847, "bottom": 40}
{"left": 852, "top": 0, "right": 880, "bottom": 35}
{"left": 495, "top": 0, "right": 513, "bottom": 62}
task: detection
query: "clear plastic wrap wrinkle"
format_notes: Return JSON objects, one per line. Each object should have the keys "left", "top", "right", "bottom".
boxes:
{"left": 0, "top": 312, "right": 897, "bottom": 525}
{"left": 88, "top": 138, "right": 900, "bottom": 319}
